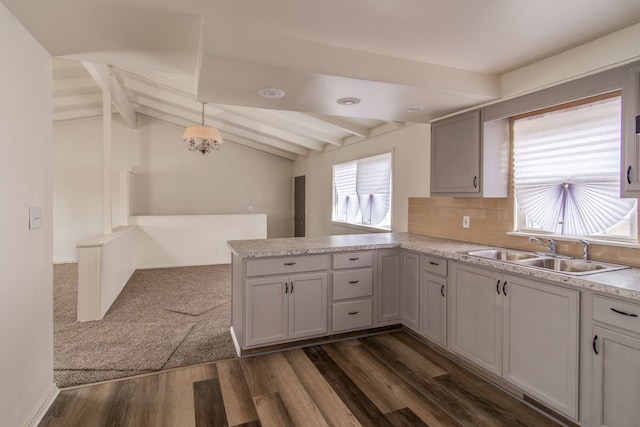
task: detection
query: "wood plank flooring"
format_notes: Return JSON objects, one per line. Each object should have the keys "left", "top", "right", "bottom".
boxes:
{"left": 39, "top": 331, "right": 562, "bottom": 427}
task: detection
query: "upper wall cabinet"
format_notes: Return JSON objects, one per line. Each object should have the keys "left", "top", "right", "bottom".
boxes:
{"left": 430, "top": 110, "right": 509, "bottom": 198}
{"left": 622, "top": 64, "right": 640, "bottom": 196}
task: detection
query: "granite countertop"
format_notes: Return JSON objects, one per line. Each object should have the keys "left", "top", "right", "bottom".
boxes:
{"left": 227, "top": 232, "right": 640, "bottom": 303}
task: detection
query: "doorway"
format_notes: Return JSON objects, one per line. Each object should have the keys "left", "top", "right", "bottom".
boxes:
{"left": 294, "top": 175, "right": 306, "bottom": 237}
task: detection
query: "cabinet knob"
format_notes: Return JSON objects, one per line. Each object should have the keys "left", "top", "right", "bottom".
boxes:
{"left": 473, "top": 176, "right": 478, "bottom": 188}
{"left": 348, "top": 280, "right": 360, "bottom": 284}
{"left": 349, "top": 257, "right": 360, "bottom": 261}
{"left": 284, "top": 262, "right": 296, "bottom": 266}
{"left": 440, "top": 284, "right": 445, "bottom": 297}
{"left": 429, "top": 261, "right": 439, "bottom": 266}
{"left": 496, "top": 280, "right": 501, "bottom": 295}
{"left": 348, "top": 311, "right": 359, "bottom": 315}
{"left": 503, "top": 281, "right": 508, "bottom": 296}
{"left": 593, "top": 335, "right": 599, "bottom": 355}
{"left": 627, "top": 165, "right": 632, "bottom": 185}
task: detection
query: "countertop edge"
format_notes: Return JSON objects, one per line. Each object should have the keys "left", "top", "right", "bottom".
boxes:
{"left": 227, "top": 233, "right": 640, "bottom": 303}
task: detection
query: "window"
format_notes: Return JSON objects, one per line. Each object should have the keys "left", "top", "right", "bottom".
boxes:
{"left": 332, "top": 152, "right": 392, "bottom": 230}
{"left": 513, "top": 92, "right": 637, "bottom": 242}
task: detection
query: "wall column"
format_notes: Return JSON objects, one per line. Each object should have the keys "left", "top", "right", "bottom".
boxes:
{"left": 103, "top": 91, "right": 112, "bottom": 234}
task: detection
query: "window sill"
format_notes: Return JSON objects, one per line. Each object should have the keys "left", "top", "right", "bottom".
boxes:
{"left": 331, "top": 221, "right": 392, "bottom": 233}
{"left": 507, "top": 231, "right": 640, "bottom": 249}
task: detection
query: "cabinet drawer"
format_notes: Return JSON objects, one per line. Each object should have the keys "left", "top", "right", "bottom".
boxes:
{"left": 333, "top": 269, "right": 373, "bottom": 301}
{"left": 246, "top": 254, "right": 329, "bottom": 277}
{"left": 422, "top": 255, "right": 447, "bottom": 277}
{"left": 333, "top": 251, "right": 373, "bottom": 269}
{"left": 593, "top": 295, "right": 640, "bottom": 334}
{"left": 332, "top": 299, "right": 373, "bottom": 332}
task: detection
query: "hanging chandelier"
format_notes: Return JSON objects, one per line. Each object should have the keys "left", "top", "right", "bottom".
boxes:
{"left": 182, "top": 102, "right": 223, "bottom": 155}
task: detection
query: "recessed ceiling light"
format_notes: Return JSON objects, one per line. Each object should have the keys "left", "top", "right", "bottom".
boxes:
{"left": 337, "top": 97, "right": 361, "bottom": 105}
{"left": 404, "top": 105, "right": 425, "bottom": 113}
{"left": 259, "top": 88, "right": 286, "bottom": 99}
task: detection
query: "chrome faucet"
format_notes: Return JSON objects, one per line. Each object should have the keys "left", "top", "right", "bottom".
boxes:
{"left": 579, "top": 239, "right": 591, "bottom": 262}
{"left": 529, "top": 236, "right": 558, "bottom": 256}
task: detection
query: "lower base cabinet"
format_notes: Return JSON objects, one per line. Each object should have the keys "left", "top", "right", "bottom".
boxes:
{"left": 420, "top": 254, "right": 447, "bottom": 347}
{"left": 591, "top": 294, "right": 640, "bottom": 427}
{"left": 451, "top": 263, "right": 579, "bottom": 419}
{"left": 591, "top": 327, "right": 640, "bottom": 427}
{"left": 245, "top": 272, "right": 327, "bottom": 347}
{"left": 421, "top": 272, "right": 446, "bottom": 346}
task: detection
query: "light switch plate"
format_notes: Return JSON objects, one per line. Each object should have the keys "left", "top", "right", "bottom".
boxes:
{"left": 462, "top": 216, "right": 470, "bottom": 228}
{"left": 29, "top": 206, "right": 41, "bottom": 229}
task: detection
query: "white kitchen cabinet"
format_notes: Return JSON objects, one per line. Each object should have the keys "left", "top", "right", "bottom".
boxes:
{"left": 430, "top": 110, "right": 508, "bottom": 197}
{"left": 420, "top": 255, "right": 447, "bottom": 347}
{"left": 331, "top": 251, "right": 374, "bottom": 333}
{"left": 431, "top": 110, "right": 481, "bottom": 196}
{"left": 400, "top": 251, "right": 420, "bottom": 331}
{"left": 591, "top": 295, "right": 640, "bottom": 427}
{"left": 245, "top": 272, "right": 327, "bottom": 348}
{"left": 622, "top": 63, "right": 640, "bottom": 196}
{"left": 450, "top": 263, "right": 579, "bottom": 419}
{"left": 450, "top": 263, "right": 503, "bottom": 375}
{"left": 377, "top": 249, "right": 401, "bottom": 324}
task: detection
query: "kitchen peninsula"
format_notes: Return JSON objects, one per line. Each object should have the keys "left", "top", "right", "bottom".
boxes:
{"left": 228, "top": 232, "right": 640, "bottom": 424}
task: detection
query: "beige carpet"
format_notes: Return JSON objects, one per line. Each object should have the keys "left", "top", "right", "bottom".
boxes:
{"left": 53, "top": 263, "right": 237, "bottom": 387}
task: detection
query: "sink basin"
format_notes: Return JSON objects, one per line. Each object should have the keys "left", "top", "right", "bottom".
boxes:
{"left": 466, "top": 249, "right": 538, "bottom": 261}
{"left": 517, "top": 257, "right": 630, "bottom": 276}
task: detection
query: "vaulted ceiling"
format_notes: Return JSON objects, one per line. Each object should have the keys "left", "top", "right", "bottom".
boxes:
{"left": 7, "top": 0, "right": 640, "bottom": 159}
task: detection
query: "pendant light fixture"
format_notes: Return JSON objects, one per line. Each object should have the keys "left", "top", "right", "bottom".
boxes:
{"left": 182, "top": 102, "right": 223, "bottom": 155}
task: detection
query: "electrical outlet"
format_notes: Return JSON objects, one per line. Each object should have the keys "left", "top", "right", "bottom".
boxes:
{"left": 462, "top": 216, "right": 470, "bottom": 228}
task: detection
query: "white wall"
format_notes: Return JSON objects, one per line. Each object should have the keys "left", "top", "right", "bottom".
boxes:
{"left": 130, "top": 214, "right": 267, "bottom": 268}
{"left": 53, "top": 115, "right": 293, "bottom": 263}
{"left": 0, "top": 4, "right": 56, "bottom": 426}
{"left": 128, "top": 117, "right": 293, "bottom": 237}
{"left": 294, "top": 124, "right": 430, "bottom": 237}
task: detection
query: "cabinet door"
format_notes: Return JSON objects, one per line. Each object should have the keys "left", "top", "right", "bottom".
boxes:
{"left": 450, "top": 263, "right": 502, "bottom": 375}
{"left": 431, "top": 110, "right": 481, "bottom": 195}
{"left": 502, "top": 276, "right": 579, "bottom": 419}
{"left": 592, "top": 326, "right": 640, "bottom": 427}
{"left": 622, "top": 64, "right": 640, "bottom": 196}
{"left": 377, "top": 250, "right": 401, "bottom": 323}
{"left": 421, "top": 272, "right": 446, "bottom": 347}
{"left": 245, "top": 276, "right": 288, "bottom": 347}
{"left": 401, "top": 251, "right": 420, "bottom": 331}
{"left": 289, "top": 272, "right": 328, "bottom": 340}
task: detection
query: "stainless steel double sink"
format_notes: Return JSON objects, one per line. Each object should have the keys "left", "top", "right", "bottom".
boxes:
{"left": 464, "top": 248, "right": 630, "bottom": 276}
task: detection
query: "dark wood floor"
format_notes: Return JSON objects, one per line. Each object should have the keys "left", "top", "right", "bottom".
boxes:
{"left": 39, "top": 331, "right": 561, "bottom": 427}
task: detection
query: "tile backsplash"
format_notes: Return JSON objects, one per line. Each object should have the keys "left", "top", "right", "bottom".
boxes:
{"left": 408, "top": 197, "right": 640, "bottom": 268}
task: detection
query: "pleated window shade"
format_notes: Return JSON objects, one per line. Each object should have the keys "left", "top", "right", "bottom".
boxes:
{"left": 513, "top": 94, "right": 636, "bottom": 237}
{"left": 333, "top": 152, "right": 392, "bottom": 229}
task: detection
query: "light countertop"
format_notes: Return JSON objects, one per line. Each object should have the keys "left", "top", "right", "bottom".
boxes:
{"left": 227, "top": 232, "right": 640, "bottom": 303}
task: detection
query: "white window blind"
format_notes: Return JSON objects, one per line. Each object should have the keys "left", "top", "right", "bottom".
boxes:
{"left": 333, "top": 153, "right": 392, "bottom": 229}
{"left": 513, "top": 95, "right": 636, "bottom": 237}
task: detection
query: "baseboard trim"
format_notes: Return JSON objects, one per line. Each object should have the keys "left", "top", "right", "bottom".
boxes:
{"left": 230, "top": 326, "right": 241, "bottom": 357}
{"left": 24, "top": 383, "right": 59, "bottom": 427}
{"left": 238, "top": 324, "right": 403, "bottom": 358}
